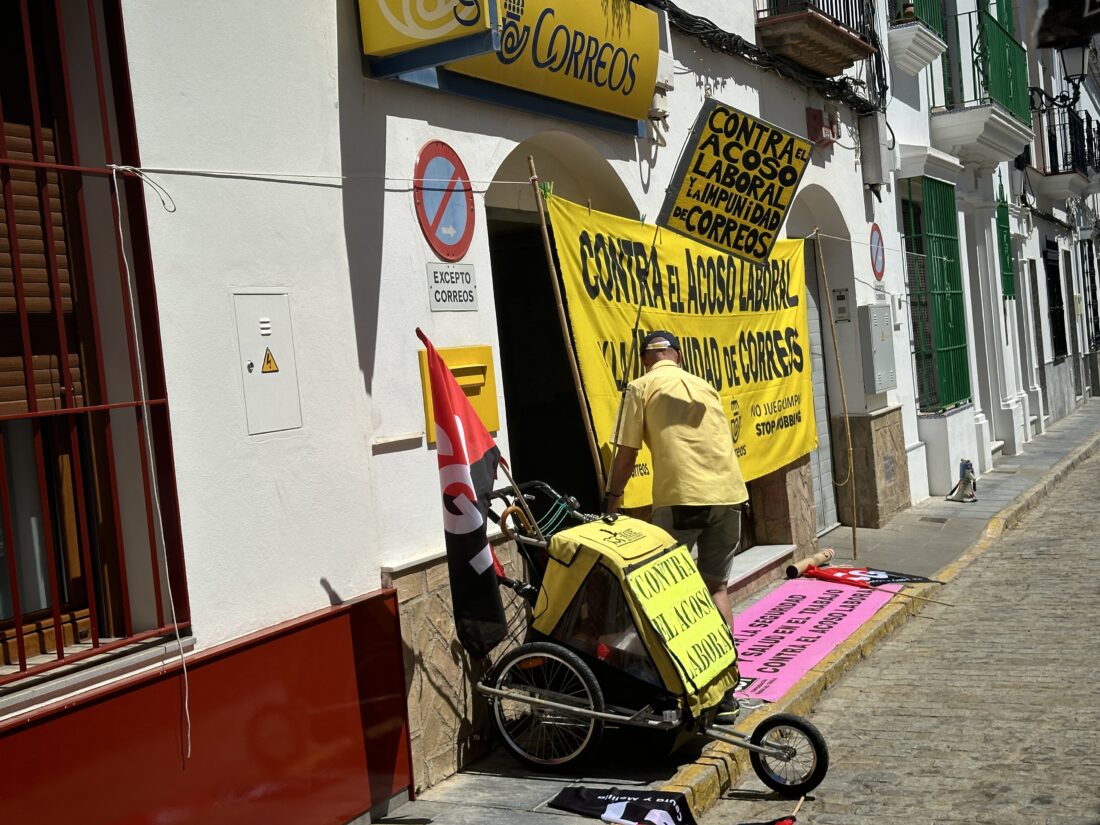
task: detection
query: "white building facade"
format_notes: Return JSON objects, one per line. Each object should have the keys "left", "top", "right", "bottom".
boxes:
{"left": 1, "top": 1, "right": 1094, "bottom": 821}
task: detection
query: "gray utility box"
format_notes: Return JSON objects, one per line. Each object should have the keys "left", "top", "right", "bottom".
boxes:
{"left": 858, "top": 303, "right": 897, "bottom": 393}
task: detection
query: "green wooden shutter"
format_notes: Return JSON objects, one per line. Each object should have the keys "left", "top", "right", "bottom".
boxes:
{"left": 996, "top": 202, "right": 1015, "bottom": 299}
{"left": 902, "top": 189, "right": 936, "bottom": 410}
{"left": 903, "top": 178, "right": 972, "bottom": 411}
{"left": 923, "top": 178, "right": 971, "bottom": 409}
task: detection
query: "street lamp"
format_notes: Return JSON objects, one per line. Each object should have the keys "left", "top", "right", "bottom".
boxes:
{"left": 1059, "top": 44, "right": 1090, "bottom": 84}
{"left": 1029, "top": 42, "right": 1092, "bottom": 110}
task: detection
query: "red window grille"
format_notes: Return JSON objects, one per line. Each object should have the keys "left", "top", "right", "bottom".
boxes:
{"left": 0, "top": 0, "right": 187, "bottom": 686}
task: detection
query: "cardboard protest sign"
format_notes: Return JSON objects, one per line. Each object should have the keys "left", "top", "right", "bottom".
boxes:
{"left": 626, "top": 544, "right": 736, "bottom": 691}
{"left": 658, "top": 99, "right": 812, "bottom": 264}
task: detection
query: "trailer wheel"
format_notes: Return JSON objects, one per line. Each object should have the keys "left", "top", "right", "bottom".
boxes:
{"left": 490, "top": 641, "right": 604, "bottom": 770}
{"left": 749, "top": 713, "right": 829, "bottom": 798}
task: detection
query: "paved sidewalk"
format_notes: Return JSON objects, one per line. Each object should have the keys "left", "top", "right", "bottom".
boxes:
{"left": 706, "top": 445, "right": 1100, "bottom": 823}
{"left": 379, "top": 401, "right": 1100, "bottom": 825}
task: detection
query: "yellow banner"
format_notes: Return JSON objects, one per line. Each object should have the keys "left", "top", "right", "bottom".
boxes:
{"left": 359, "top": 0, "right": 495, "bottom": 57}
{"left": 626, "top": 544, "right": 736, "bottom": 691}
{"left": 659, "top": 100, "right": 812, "bottom": 265}
{"left": 548, "top": 195, "right": 816, "bottom": 508}
{"left": 447, "top": 1, "right": 659, "bottom": 121}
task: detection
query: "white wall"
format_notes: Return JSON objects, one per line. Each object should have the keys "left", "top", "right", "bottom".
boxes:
{"left": 121, "top": 0, "right": 381, "bottom": 648}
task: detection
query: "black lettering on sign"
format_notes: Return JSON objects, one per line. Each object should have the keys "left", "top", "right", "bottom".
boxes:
{"left": 685, "top": 628, "right": 733, "bottom": 674}
{"left": 659, "top": 100, "right": 812, "bottom": 263}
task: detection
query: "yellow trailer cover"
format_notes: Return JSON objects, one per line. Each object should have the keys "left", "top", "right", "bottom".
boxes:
{"left": 532, "top": 516, "right": 738, "bottom": 715}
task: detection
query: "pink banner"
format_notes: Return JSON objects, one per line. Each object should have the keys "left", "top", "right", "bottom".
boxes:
{"left": 732, "top": 579, "right": 899, "bottom": 702}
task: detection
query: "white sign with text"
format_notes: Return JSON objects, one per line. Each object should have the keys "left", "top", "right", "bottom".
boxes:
{"left": 427, "top": 263, "right": 477, "bottom": 311}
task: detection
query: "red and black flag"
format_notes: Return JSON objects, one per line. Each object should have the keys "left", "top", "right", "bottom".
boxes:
{"left": 417, "top": 328, "right": 507, "bottom": 658}
{"left": 802, "top": 565, "right": 872, "bottom": 589}
{"left": 803, "top": 565, "right": 938, "bottom": 588}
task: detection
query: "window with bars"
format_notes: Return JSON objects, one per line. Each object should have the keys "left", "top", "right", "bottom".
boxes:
{"left": 1044, "top": 241, "right": 1069, "bottom": 359}
{"left": 901, "top": 177, "right": 972, "bottom": 412}
{"left": 0, "top": 0, "right": 186, "bottom": 686}
{"left": 996, "top": 201, "right": 1015, "bottom": 299}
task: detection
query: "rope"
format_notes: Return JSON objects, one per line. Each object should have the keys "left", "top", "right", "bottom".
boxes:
{"left": 814, "top": 229, "right": 858, "bottom": 559}
{"left": 109, "top": 165, "right": 192, "bottom": 759}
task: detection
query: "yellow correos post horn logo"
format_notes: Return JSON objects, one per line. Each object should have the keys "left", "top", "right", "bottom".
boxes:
{"left": 359, "top": 1, "right": 660, "bottom": 121}
{"left": 447, "top": 0, "right": 659, "bottom": 121}
{"left": 359, "top": 0, "right": 492, "bottom": 57}
{"left": 659, "top": 100, "right": 813, "bottom": 265}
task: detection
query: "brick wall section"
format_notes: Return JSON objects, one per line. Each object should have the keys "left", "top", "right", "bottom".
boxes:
{"left": 747, "top": 455, "right": 816, "bottom": 553}
{"left": 830, "top": 407, "right": 910, "bottom": 528}
{"left": 381, "top": 538, "right": 528, "bottom": 793}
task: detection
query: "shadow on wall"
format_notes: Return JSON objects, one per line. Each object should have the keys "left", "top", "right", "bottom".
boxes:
{"left": 337, "top": 1, "right": 385, "bottom": 398}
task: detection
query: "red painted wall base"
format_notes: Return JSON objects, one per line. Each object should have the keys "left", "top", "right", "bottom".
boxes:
{"left": 1, "top": 589, "right": 413, "bottom": 825}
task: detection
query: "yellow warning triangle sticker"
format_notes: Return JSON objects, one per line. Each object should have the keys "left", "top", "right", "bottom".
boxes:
{"left": 261, "top": 347, "right": 279, "bottom": 374}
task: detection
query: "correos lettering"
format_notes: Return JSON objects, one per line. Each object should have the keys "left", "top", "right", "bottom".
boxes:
{"left": 499, "top": 6, "right": 639, "bottom": 96}
{"left": 434, "top": 289, "right": 475, "bottom": 303}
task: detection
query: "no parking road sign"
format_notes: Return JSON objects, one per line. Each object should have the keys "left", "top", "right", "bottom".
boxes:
{"left": 869, "top": 222, "right": 885, "bottom": 281}
{"left": 414, "top": 140, "right": 475, "bottom": 262}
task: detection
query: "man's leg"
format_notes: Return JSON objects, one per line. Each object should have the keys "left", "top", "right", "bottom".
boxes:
{"left": 695, "top": 506, "right": 744, "bottom": 724}
{"left": 705, "top": 576, "right": 734, "bottom": 631}
{"left": 694, "top": 505, "right": 742, "bottom": 632}
{"left": 655, "top": 505, "right": 740, "bottom": 630}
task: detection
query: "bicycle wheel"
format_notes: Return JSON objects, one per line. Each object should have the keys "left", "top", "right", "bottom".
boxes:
{"left": 490, "top": 641, "right": 604, "bottom": 770}
{"left": 748, "top": 713, "right": 829, "bottom": 798}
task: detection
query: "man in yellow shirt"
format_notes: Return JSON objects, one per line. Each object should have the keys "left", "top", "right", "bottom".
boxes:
{"left": 606, "top": 330, "right": 748, "bottom": 723}
{"left": 605, "top": 330, "right": 749, "bottom": 631}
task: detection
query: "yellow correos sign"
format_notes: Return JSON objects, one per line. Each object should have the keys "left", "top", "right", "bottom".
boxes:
{"left": 359, "top": 0, "right": 494, "bottom": 57}
{"left": 548, "top": 195, "right": 817, "bottom": 509}
{"left": 626, "top": 544, "right": 736, "bottom": 691}
{"left": 447, "top": 2, "right": 659, "bottom": 120}
{"left": 659, "top": 100, "right": 813, "bottom": 264}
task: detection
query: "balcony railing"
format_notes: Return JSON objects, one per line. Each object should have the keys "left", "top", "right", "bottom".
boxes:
{"left": 936, "top": 9, "right": 1030, "bottom": 125}
{"left": 756, "top": 1, "right": 872, "bottom": 41}
{"left": 1086, "top": 114, "right": 1100, "bottom": 172}
{"left": 755, "top": 0, "right": 875, "bottom": 77}
{"left": 1035, "top": 109, "right": 1089, "bottom": 176}
{"left": 893, "top": 0, "right": 945, "bottom": 39}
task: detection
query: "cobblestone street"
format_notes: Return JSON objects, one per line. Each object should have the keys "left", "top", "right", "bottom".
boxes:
{"left": 706, "top": 452, "right": 1100, "bottom": 825}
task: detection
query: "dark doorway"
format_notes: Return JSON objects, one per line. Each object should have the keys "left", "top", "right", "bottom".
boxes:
{"left": 487, "top": 213, "right": 600, "bottom": 510}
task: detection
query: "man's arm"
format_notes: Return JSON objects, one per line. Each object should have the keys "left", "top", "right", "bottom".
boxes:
{"left": 605, "top": 445, "right": 639, "bottom": 513}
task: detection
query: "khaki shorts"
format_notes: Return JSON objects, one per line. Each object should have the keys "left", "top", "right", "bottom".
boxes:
{"left": 653, "top": 504, "right": 742, "bottom": 582}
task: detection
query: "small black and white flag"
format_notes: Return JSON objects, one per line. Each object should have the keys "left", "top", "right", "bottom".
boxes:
{"left": 548, "top": 787, "right": 697, "bottom": 825}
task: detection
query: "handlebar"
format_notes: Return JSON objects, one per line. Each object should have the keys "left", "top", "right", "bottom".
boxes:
{"left": 488, "top": 479, "right": 597, "bottom": 538}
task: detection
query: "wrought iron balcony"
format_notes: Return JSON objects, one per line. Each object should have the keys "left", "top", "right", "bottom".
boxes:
{"left": 1086, "top": 116, "right": 1100, "bottom": 174}
{"left": 928, "top": 9, "right": 1032, "bottom": 165}
{"left": 1026, "top": 109, "right": 1092, "bottom": 201}
{"left": 755, "top": 0, "right": 876, "bottom": 77}
{"left": 888, "top": 0, "right": 947, "bottom": 76}
{"left": 892, "top": 0, "right": 945, "bottom": 38}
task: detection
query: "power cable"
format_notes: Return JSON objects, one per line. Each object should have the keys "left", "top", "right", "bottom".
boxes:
{"left": 638, "top": 0, "right": 889, "bottom": 115}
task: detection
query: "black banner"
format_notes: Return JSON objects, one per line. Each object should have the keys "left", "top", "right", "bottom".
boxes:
{"left": 549, "top": 786, "right": 697, "bottom": 825}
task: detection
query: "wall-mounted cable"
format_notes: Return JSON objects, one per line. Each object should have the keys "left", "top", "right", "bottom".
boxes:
{"left": 638, "top": 0, "right": 889, "bottom": 115}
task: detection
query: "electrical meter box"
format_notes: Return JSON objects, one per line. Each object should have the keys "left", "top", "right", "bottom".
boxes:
{"left": 233, "top": 291, "right": 303, "bottom": 435}
{"left": 858, "top": 304, "right": 897, "bottom": 393}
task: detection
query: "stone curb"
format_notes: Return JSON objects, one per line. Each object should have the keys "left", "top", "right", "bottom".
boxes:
{"left": 657, "top": 424, "right": 1100, "bottom": 819}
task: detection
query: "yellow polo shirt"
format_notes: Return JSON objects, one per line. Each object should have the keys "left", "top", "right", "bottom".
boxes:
{"left": 615, "top": 360, "right": 749, "bottom": 510}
